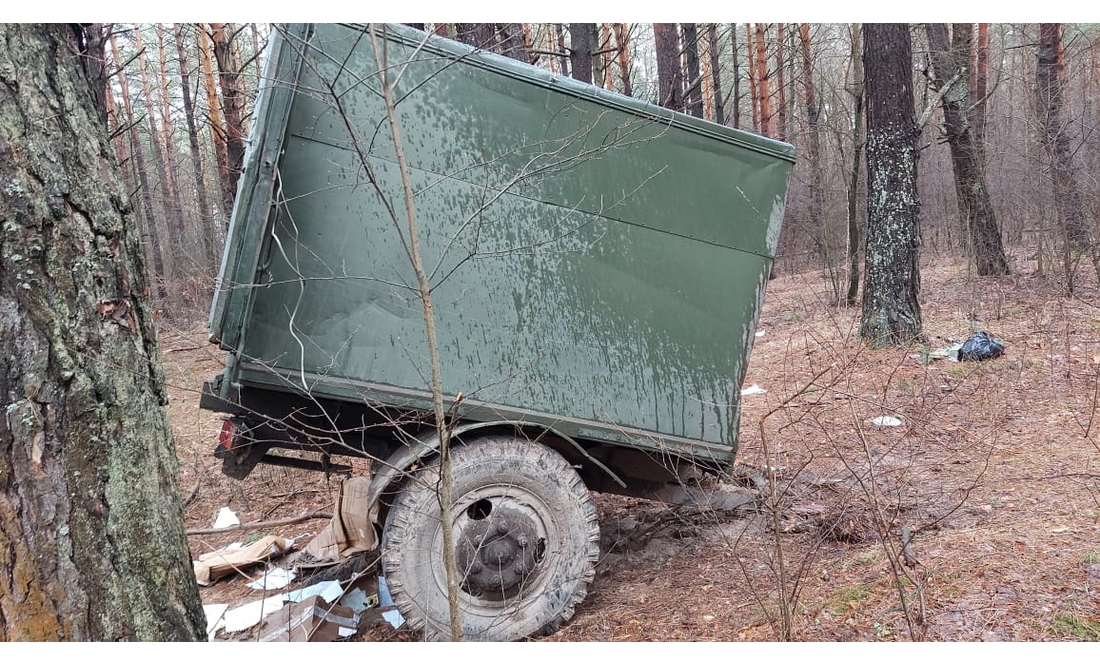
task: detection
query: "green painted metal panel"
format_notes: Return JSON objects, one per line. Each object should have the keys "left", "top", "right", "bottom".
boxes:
{"left": 214, "top": 23, "right": 793, "bottom": 464}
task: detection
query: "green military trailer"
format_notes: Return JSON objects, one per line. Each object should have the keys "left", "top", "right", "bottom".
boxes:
{"left": 202, "top": 23, "right": 794, "bottom": 640}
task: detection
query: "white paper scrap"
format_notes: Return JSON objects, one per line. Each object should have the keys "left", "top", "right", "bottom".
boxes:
{"left": 247, "top": 566, "right": 296, "bottom": 591}
{"left": 871, "top": 416, "right": 903, "bottom": 427}
{"left": 741, "top": 384, "right": 766, "bottom": 396}
{"left": 202, "top": 603, "right": 228, "bottom": 641}
{"left": 284, "top": 579, "right": 344, "bottom": 604}
{"left": 212, "top": 507, "right": 240, "bottom": 529}
{"left": 222, "top": 596, "right": 285, "bottom": 633}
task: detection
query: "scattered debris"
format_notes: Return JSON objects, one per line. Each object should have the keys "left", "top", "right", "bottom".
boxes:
{"left": 741, "top": 384, "right": 766, "bottom": 396}
{"left": 871, "top": 416, "right": 903, "bottom": 427}
{"left": 193, "top": 535, "right": 295, "bottom": 585}
{"left": 755, "top": 330, "right": 766, "bottom": 337}
{"left": 222, "top": 595, "right": 285, "bottom": 633}
{"left": 257, "top": 595, "right": 358, "bottom": 642}
{"left": 247, "top": 566, "right": 297, "bottom": 591}
{"left": 958, "top": 331, "right": 1005, "bottom": 361}
{"left": 202, "top": 604, "right": 228, "bottom": 641}
{"left": 213, "top": 507, "right": 240, "bottom": 529}
{"left": 378, "top": 576, "right": 405, "bottom": 629}
{"left": 293, "top": 476, "right": 376, "bottom": 571}
{"left": 284, "top": 579, "right": 344, "bottom": 604}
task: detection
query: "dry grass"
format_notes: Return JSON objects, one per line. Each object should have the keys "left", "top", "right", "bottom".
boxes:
{"left": 164, "top": 252, "right": 1100, "bottom": 641}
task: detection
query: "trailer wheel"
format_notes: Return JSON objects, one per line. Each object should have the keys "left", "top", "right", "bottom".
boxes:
{"left": 381, "top": 435, "right": 600, "bottom": 641}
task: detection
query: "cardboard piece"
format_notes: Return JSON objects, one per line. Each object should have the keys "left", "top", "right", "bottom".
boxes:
{"left": 293, "top": 475, "right": 376, "bottom": 569}
{"left": 193, "top": 535, "right": 294, "bottom": 585}
{"left": 257, "top": 595, "right": 358, "bottom": 642}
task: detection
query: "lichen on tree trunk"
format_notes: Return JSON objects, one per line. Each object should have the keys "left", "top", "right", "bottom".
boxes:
{"left": 0, "top": 24, "right": 205, "bottom": 641}
{"left": 860, "top": 23, "right": 923, "bottom": 347}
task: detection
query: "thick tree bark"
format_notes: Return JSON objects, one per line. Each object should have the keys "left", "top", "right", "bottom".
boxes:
{"left": 746, "top": 24, "right": 758, "bottom": 132}
{"left": 682, "top": 24, "right": 704, "bottom": 118}
{"left": 0, "top": 23, "right": 205, "bottom": 641}
{"left": 210, "top": 23, "right": 247, "bottom": 217}
{"left": 175, "top": 23, "right": 216, "bottom": 271}
{"left": 568, "top": 23, "right": 593, "bottom": 85}
{"left": 846, "top": 24, "right": 865, "bottom": 307}
{"left": 654, "top": 23, "right": 683, "bottom": 111}
{"left": 707, "top": 24, "right": 724, "bottom": 125}
{"left": 925, "top": 23, "right": 1010, "bottom": 276}
{"left": 497, "top": 23, "right": 526, "bottom": 61}
{"left": 455, "top": 23, "right": 495, "bottom": 50}
{"left": 860, "top": 23, "right": 922, "bottom": 346}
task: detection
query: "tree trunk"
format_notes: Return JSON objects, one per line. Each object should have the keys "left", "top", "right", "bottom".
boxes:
{"left": 746, "top": 24, "right": 758, "bottom": 132}
{"left": 682, "top": 23, "right": 704, "bottom": 118}
{"left": 0, "top": 23, "right": 205, "bottom": 642}
{"left": 731, "top": 26, "right": 741, "bottom": 129}
{"left": 198, "top": 24, "right": 230, "bottom": 215}
{"left": 591, "top": 24, "right": 606, "bottom": 90}
{"left": 654, "top": 23, "right": 684, "bottom": 111}
{"left": 133, "top": 25, "right": 179, "bottom": 286}
{"left": 108, "top": 30, "right": 168, "bottom": 297}
{"left": 973, "top": 23, "right": 990, "bottom": 159}
{"left": 568, "top": 23, "right": 593, "bottom": 85}
{"left": 860, "top": 23, "right": 922, "bottom": 346}
{"left": 755, "top": 24, "right": 772, "bottom": 136}
{"left": 776, "top": 23, "right": 788, "bottom": 141}
{"left": 799, "top": 24, "right": 829, "bottom": 297}
{"left": 554, "top": 24, "right": 570, "bottom": 77}
{"left": 846, "top": 24, "right": 866, "bottom": 307}
{"left": 1036, "top": 23, "right": 1092, "bottom": 271}
{"left": 614, "top": 24, "right": 633, "bottom": 97}
{"left": 497, "top": 23, "right": 526, "bottom": 61}
{"left": 153, "top": 25, "right": 188, "bottom": 259}
{"left": 175, "top": 23, "right": 216, "bottom": 271}
{"left": 210, "top": 23, "right": 247, "bottom": 217}
{"left": 708, "top": 24, "right": 725, "bottom": 125}
{"left": 925, "top": 23, "right": 1010, "bottom": 276}
{"left": 455, "top": 24, "right": 495, "bottom": 50}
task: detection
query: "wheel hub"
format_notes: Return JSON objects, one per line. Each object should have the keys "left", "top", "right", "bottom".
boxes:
{"left": 455, "top": 503, "right": 542, "bottom": 598}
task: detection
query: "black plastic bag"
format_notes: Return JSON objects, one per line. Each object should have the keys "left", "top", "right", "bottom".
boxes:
{"left": 958, "top": 331, "right": 1004, "bottom": 361}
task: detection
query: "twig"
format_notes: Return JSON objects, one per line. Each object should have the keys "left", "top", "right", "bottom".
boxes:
{"left": 186, "top": 510, "right": 333, "bottom": 536}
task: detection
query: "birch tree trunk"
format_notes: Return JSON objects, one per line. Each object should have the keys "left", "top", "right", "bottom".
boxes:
{"left": 0, "top": 23, "right": 205, "bottom": 641}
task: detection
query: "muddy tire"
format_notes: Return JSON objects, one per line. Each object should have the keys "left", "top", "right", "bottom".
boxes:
{"left": 381, "top": 435, "right": 600, "bottom": 641}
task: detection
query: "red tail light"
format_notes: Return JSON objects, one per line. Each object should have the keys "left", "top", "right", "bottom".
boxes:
{"left": 218, "top": 419, "right": 237, "bottom": 451}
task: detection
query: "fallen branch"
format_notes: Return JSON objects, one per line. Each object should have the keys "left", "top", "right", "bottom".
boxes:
{"left": 186, "top": 510, "right": 333, "bottom": 536}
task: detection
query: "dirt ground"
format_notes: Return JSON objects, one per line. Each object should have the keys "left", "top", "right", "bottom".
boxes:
{"left": 161, "top": 252, "right": 1100, "bottom": 642}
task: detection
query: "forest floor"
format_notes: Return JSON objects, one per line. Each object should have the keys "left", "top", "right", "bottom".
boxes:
{"left": 161, "top": 253, "right": 1100, "bottom": 642}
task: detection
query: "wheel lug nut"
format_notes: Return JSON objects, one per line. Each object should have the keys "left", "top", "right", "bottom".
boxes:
{"left": 496, "top": 523, "right": 509, "bottom": 535}
{"left": 516, "top": 536, "right": 528, "bottom": 548}
{"left": 470, "top": 561, "right": 483, "bottom": 574}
